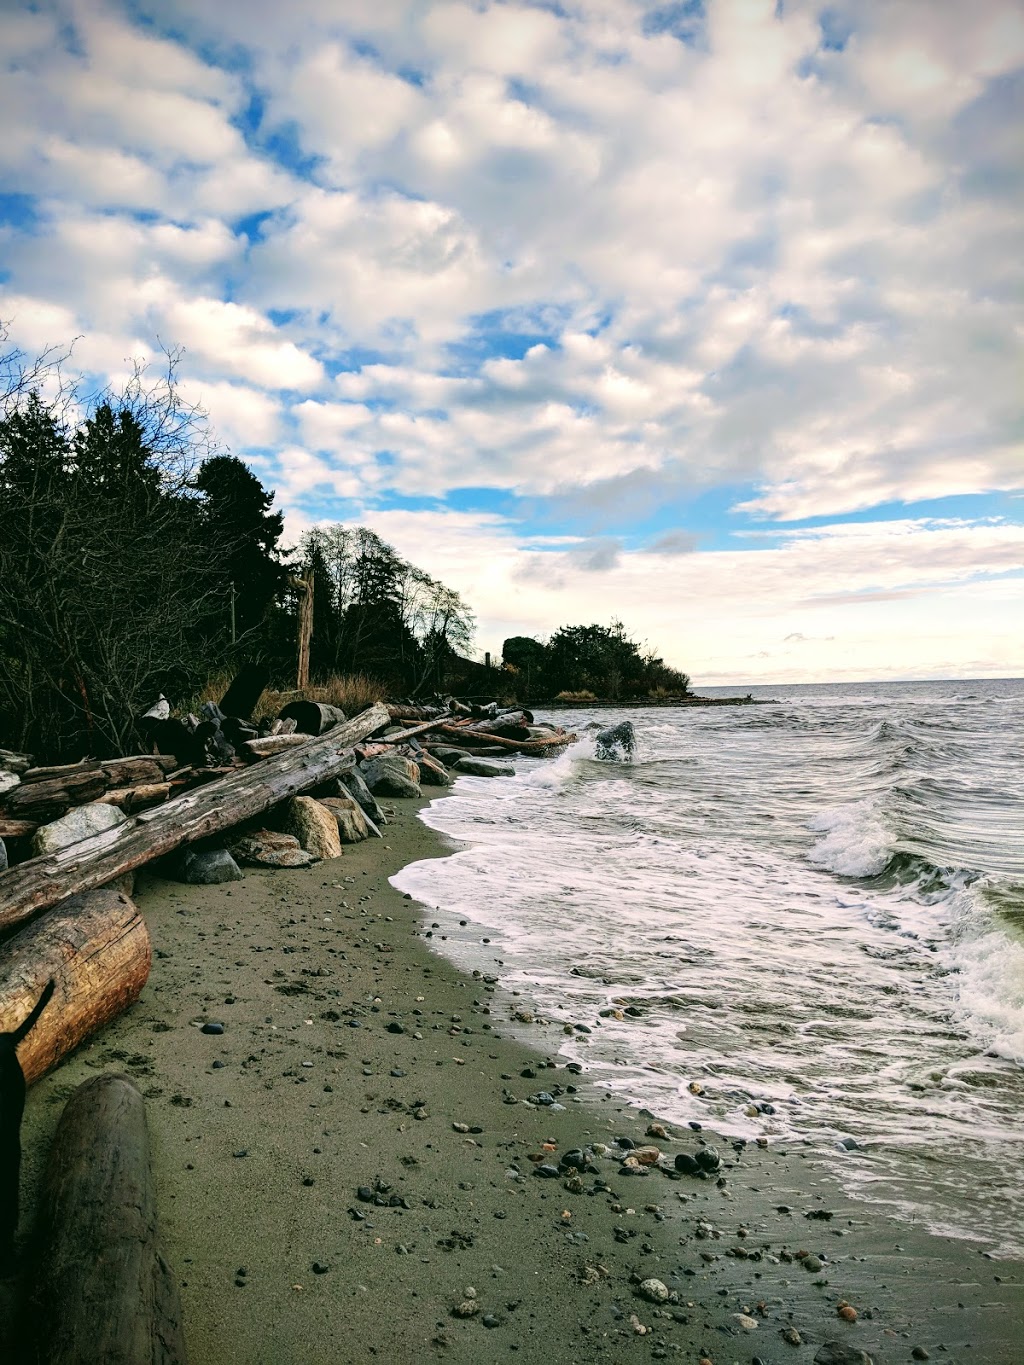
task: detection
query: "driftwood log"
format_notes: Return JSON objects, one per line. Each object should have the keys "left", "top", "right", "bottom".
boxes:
{"left": 29, "top": 1075, "right": 187, "bottom": 1365}
{"left": 432, "top": 724, "right": 575, "bottom": 753}
{"left": 278, "top": 700, "right": 347, "bottom": 736}
{"left": 0, "top": 889, "right": 151, "bottom": 1086}
{"left": 0, "top": 702, "right": 390, "bottom": 936}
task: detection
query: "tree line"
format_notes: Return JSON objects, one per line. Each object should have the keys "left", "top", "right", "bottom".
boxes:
{"left": 0, "top": 332, "right": 691, "bottom": 760}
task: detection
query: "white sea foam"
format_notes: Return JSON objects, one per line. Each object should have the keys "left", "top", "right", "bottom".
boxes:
{"left": 395, "top": 682, "right": 1024, "bottom": 1255}
{"left": 806, "top": 799, "right": 893, "bottom": 877}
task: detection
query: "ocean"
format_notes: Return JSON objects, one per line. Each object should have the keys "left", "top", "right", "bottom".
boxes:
{"left": 392, "top": 678, "right": 1024, "bottom": 1257}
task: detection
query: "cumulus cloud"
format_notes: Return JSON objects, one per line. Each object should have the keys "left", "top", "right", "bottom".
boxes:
{"left": 0, "top": 0, "right": 1020, "bottom": 681}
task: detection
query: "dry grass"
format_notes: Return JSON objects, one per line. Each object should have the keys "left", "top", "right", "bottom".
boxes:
{"left": 185, "top": 672, "right": 388, "bottom": 722}
{"left": 554, "top": 689, "right": 597, "bottom": 702}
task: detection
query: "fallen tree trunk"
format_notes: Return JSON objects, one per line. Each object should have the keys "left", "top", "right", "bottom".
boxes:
{"left": 95, "top": 783, "right": 172, "bottom": 813}
{"left": 433, "top": 724, "right": 576, "bottom": 753}
{"left": 29, "top": 1074, "right": 188, "bottom": 1365}
{"left": 0, "top": 819, "right": 37, "bottom": 840}
{"left": 0, "top": 703, "right": 390, "bottom": 936}
{"left": 278, "top": 700, "right": 347, "bottom": 736}
{"left": 0, "top": 888, "right": 150, "bottom": 1085}
{"left": 380, "top": 714, "right": 456, "bottom": 744}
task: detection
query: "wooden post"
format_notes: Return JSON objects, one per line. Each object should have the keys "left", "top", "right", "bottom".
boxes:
{"left": 295, "top": 571, "right": 313, "bottom": 690}
{"left": 29, "top": 1075, "right": 188, "bottom": 1364}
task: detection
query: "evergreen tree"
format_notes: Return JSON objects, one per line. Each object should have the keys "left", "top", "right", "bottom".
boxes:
{"left": 194, "top": 455, "right": 290, "bottom": 638}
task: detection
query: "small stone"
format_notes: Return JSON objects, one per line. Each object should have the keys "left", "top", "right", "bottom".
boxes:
{"left": 911, "top": 1351, "right": 930, "bottom": 1362}
{"left": 312, "top": 1262, "right": 330, "bottom": 1274}
{"left": 781, "top": 1326, "right": 802, "bottom": 1345}
{"left": 638, "top": 1278, "right": 669, "bottom": 1303}
{"left": 803, "top": 1255, "right": 823, "bottom": 1272}
{"left": 452, "top": 1300, "right": 479, "bottom": 1318}
{"left": 453, "top": 1122, "right": 471, "bottom": 1133}
{"left": 813, "top": 1343, "right": 875, "bottom": 1365}
{"left": 414, "top": 1107, "right": 428, "bottom": 1120}
{"left": 694, "top": 1146, "right": 720, "bottom": 1173}
{"left": 675, "top": 1153, "right": 701, "bottom": 1175}
{"left": 837, "top": 1304, "right": 858, "bottom": 1321}
{"left": 734, "top": 1313, "right": 759, "bottom": 1329}
{"left": 687, "top": 1080, "right": 704, "bottom": 1095}
{"left": 201, "top": 1021, "right": 225, "bottom": 1035}
{"left": 534, "top": 1164, "right": 560, "bottom": 1179}
{"left": 482, "top": 1313, "right": 500, "bottom": 1329}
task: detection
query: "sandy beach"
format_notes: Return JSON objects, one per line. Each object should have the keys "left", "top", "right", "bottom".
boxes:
{"left": 6, "top": 791, "right": 1022, "bottom": 1364}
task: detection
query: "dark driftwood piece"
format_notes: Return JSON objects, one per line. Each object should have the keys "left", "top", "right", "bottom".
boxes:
{"left": 30, "top": 1074, "right": 187, "bottom": 1365}
{"left": 0, "top": 703, "right": 390, "bottom": 936}
{"left": 433, "top": 724, "right": 575, "bottom": 753}
{"left": 0, "top": 889, "right": 151, "bottom": 1086}
{"left": 277, "top": 700, "right": 347, "bottom": 736}
{"left": 380, "top": 714, "right": 456, "bottom": 744}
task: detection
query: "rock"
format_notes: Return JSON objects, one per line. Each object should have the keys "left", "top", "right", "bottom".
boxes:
{"left": 595, "top": 721, "right": 636, "bottom": 760}
{"left": 0, "top": 771, "right": 20, "bottom": 797}
{"left": 0, "top": 748, "right": 33, "bottom": 774}
{"left": 911, "top": 1351, "right": 930, "bottom": 1362}
{"left": 178, "top": 847, "right": 243, "bottom": 884}
{"left": 781, "top": 1327, "right": 802, "bottom": 1345}
{"left": 638, "top": 1279, "right": 669, "bottom": 1303}
{"left": 734, "top": 1313, "right": 759, "bottom": 1329}
{"left": 451, "top": 756, "right": 515, "bottom": 778}
{"left": 802, "top": 1255, "right": 823, "bottom": 1273}
{"left": 416, "top": 752, "right": 452, "bottom": 786}
{"left": 317, "top": 796, "right": 372, "bottom": 843}
{"left": 837, "top": 1304, "right": 857, "bottom": 1321}
{"left": 674, "top": 1154, "right": 702, "bottom": 1175}
{"left": 694, "top": 1146, "right": 720, "bottom": 1174}
{"left": 425, "top": 745, "right": 469, "bottom": 765}
{"left": 31, "top": 801, "right": 127, "bottom": 856}
{"left": 360, "top": 754, "right": 422, "bottom": 799}
{"left": 838, "top": 1136, "right": 861, "bottom": 1150}
{"left": 284, "top": 796, "right": 343, "bottom": 860}
{"left": 228, "top": 829, "right": 315, "bottom": 868}
{"left": 201, "top": 1022, "right": 225, "bottom": 1035}
{"left": 452, "top": 1301, "right": 479, "bottom": 1318}
{"left": 533, "top": 1164, "right": 560, "bottom": 1179}
{"left": 337, "top": 769, "right": 386, "bottom": 824}
{"left": 0, "top": 837, "right": 6, "bottom": 873}
{"left": 813, "top": 1345, "right": 874, "bottom": 1365}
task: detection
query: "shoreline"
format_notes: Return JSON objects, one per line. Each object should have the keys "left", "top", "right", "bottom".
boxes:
{"left": 8, "top": 790, "right": 1023, "bottom": 1363}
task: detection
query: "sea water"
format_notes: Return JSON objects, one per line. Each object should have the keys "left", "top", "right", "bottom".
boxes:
{"left": 392, "top": 678, "right": 1024, "bottom": 1256}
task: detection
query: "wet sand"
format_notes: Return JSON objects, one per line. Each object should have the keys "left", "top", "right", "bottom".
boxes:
{"left": 8, "top": 794, "right": 1024, "bottom": 1363}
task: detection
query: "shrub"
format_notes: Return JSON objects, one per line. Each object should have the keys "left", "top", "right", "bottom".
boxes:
{"left": 555, "top": 689, "right": 597, "bottom": 702}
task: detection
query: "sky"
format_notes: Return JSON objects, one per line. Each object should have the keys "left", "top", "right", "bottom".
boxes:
{"left": 1, "top": 0, "right": 1021, "bottom": 685}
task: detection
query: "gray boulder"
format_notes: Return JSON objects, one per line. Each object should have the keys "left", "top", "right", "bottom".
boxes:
{"left": 229, "top": 829, "right": 315, "bottom": 868}
{"left": 424, "top": 744, "right": 469, "bottom": 765}
{"left": 317, "top": 795, "right": 375, "bottom": 842}
{"left": 360, "top": 754, "right": 422, "bottom": 799}
{"left": 32, "top": 802, "right": 127, "bottom": 857}
{"left": 416, "top": 752, "right": 452, "bottom": 786}
{"left": 0, "top": 771, "right": 20, "bottom": 798}
{"left": 451, "top": 756, "right": 515, "bottom": 778}
{"left": 0, "top": 748, "right": 33, "bottom": 774}
{"left": 337, "top": 769, "right": 386, "bottom": 825}
{"left": 179, "top": 847, "right": 243, "bottom": 884}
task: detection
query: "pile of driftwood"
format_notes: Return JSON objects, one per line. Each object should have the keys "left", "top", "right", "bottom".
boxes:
{"left": 0, "top": 679, "right": 574, "bottom": 1356}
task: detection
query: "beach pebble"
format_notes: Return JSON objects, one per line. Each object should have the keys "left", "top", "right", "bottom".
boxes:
{"left": 803, "top": 1255, "right": 824, "bottom": 1272}
{"left": 695, "top": 1146, "right": 720, "bottom": 1173}
{"left": 452, "top": 1301, "right": 479, "bottom": 1318}
{"left": 675, "top": 1154, "right": 701, "bottom": 1175}
{"left": 638, "top": 1278, "right": 669, "bottom": 1303}
{"left": 813, "top": 1343, "right": 875, "bottom": 1364}
{"left": 733, "top": 1313, "right": 759, "bottom": 1329}
{"left": 837, "top": 1303, "right": 858, "bottom": 1321}
{"left": 911, "top": 1351, "right": 930, "bottom": 1361}
{"left": 312, "top": 1262, "right": 330, "bottom": 1274}
{"left": 534, "top": 1164, "right": 560, "bottom": 1179}
{"left": 201, "top": 1022, "right": 225, "bottom": 1035}
{"left": 781, "top": 1326, "right": 802, "bottom": 1345}
{"left": 687, "top": 1081, "right": 705, "bottom": 1095}
{"left": 628, "top": 1314, "right": 649, "bottom": 1335}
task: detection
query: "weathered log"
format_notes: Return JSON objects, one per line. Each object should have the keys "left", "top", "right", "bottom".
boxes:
{"left": 242, "top": 734, "right": 310, "bottom": 758}
{"left": 96, "top": 784, "right": 172, "bottom": 813}
{"left": 20, "top": 760, "right": 102, "bottom": 784}
{"left": 0, "top": 819, "right": 37, "bottom": 840}
{"left": 433, "top": 724, "right": 576, "bottom": 753}
{"left": 380, "top": 714, "right": 456, "bottom": 744}
{"left": 30, "top": 1074, "right": 188, "bottom": 1365}
{"left": 4, "top": 771, "right": 108, "bottom": 814}
{"left": 0, "top": 888, "right": 151, "bottom": 1084}
{"left": 218, "top": 662, "right": 270, "bottom": 721}
{"left": 0, "top": 703, "right": 390, "bottom": 935}
{"left": 278, "top": 700, "right": 347, "bottom": 736}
